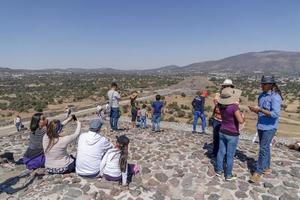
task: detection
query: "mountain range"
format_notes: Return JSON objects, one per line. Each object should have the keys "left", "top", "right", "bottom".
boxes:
{"left": 1, "top": 50, "right": 300, "bottom": 75}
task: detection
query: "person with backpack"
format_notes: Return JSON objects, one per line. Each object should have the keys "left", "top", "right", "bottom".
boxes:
{"left": 192, "top": 90, "right": 207, "bottom": 134}
{"left": 43, "top": 115, "right": 81, "bottom": 174}
{"left": 99, "top": 135, "right": 139, "bottom": 185}
{"left": 215, "top": 87, "right": 245, "bottom": 181}
{"left": 211, "top": 79, "right": 235, "bottom": 157}
{"left": 249, "top": 75, "right": 283, "bottom": 183}
{"left": 151, "top": 95, "right": 164, "bottom": 132}
{"left": 76, "top": 118, "right": 113, "bottom": 177}
{"left": 107, "top": 82, "right": 121, "bottom": 131}
{"left": 22, "top": 113, "right": 48, "bottom": 170}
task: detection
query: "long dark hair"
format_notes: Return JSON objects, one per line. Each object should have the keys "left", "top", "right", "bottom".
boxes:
{"left": 119, "top": 142, "right": 129, "bottom": 173}
{"left": 45, "top": 120, "right": 60, "bottom": 153}
{"left": 30, "top": 113, "right": 43, "bottom": 133}
{"left": 272, "top": 84, "right": 284, "bottom": 100}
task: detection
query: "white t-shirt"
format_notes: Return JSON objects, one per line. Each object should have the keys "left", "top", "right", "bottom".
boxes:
{"left": 107, "top": 89, "right": 121, "bottom": 108}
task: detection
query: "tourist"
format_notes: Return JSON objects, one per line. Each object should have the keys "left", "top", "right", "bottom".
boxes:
{"left": 249, "top": 75, "right": 283, "bottom": 183}
{"left": 212, "top": 79, "right": 235, "bottom": 156}
{"left": 107, "top": 82, "right": 121, "bottom": 131}
{"left": 140, "top": 104, "right": 148, "bottom": 129}
{"left": 130, "top": 92, "right": 138, "bottom": 128}
{"left": 215, "top": 87, "right": 244, "bottom": 181}
{"left": 14, "top": 114, "right": 22, "bottom": 132}
{"left": 151, "top": 95, "right": 164, "bottom": 132}
{"left": 192, "top": 90, "right": 208, "bottom": 134}
{"left": 76, "top": 118, "right": 113, "bottom": 177}
{"left": 96, "top": 105, "right": 106, "bottom": 121}
{"left": 22, "top": 113, "right": 47, "bottom": 170}
{"left": 100, "top": 135, "right": 139, "bottom": 185}
{"left": 43, "top": 115, "right": 81, "bottom": 174}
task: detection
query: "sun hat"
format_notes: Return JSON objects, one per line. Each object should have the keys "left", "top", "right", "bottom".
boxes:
{"left": 219, "top": 87, "right": 242, "bottom": 105}
{"left": 261, "top": 75, "right": 276, "bottom": 84}
{"left": 221, "top": 79, "right": 234, "bottom": 87}
{"left": 130, "top": 92, "right": 138, "bottom": 99}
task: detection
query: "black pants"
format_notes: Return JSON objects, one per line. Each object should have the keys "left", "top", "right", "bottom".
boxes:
{"left": 212, "top": 119, "right": 221, "bottom": 157}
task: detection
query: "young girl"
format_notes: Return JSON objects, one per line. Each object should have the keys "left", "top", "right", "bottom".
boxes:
{"left": 100, "top": 135, "right": 139, "bottom": 185}
{"left": 43, "top": 115, "right": 81, "bottom": 174}
{"left": 140, "top": 104, "right": 148, "bottom": 129}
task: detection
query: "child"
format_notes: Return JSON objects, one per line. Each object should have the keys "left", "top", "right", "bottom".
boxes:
{"left": 136, "top": 107, "right": 141, "bottom": 128}
{"left": 151, "top": 95, "right": 164, "bottom": 132}
{"left": 140, "top": 104, "right": 148, "bottom": 129}
{"left": 100, "top": 135, "right": 139, "bottom": 185}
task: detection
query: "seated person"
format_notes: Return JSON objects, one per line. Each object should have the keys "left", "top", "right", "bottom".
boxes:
{"left": 100, "top": 135, "right": 139, "bottom": 185}
{"left": 43, "top": 115, "right": 81, "bottom": 174}
{"left": 76, "top": 118, "right": 113, "bottom": 177}
{"left": 23, "top": 113, "right": 47, "bottom": 170}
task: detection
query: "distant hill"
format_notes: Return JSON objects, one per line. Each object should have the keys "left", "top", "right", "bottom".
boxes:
{"left": 1, "top": 50, "right": 300, "bottom": 75}
{"left": 155, "top": 50, "right": 300, "bottom": 74}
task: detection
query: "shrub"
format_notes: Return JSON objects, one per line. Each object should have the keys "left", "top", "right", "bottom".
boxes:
{"left": 181, "top": 104, "right": 190, "bottom": 110}
{"left": 176, "top": 110, "right": 186, "bottom": 118}
{"left": 181, "top": 93, "right": 186, "bottom": 98}
{"left": 122, "top": 105, "right": 129, "bottom": 114}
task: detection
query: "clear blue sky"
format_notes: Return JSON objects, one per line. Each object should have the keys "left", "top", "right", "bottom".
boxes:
{"left": 0, "top": 0, "right": 299, "bottom": 69}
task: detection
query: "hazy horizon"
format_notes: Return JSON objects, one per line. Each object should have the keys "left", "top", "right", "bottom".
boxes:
{"left": 1, "top": 0, "right": 300, "bottom": 69}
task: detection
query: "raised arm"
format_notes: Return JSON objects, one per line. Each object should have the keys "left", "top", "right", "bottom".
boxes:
{"left": 60, "top": 121, "right": 81, "bottom": 144}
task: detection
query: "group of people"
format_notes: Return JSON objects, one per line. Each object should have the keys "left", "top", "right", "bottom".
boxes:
{"left": 208, "top": 75, "right": 283, "bottom": 183}
{"left": 106, "top": 82, "right": 164, "bottom": 132}
{"left": 18, "top": 112, "right": 139, "bottom": 185}
{"left": 14, "top": 75, "right": 283, "bottom": 185}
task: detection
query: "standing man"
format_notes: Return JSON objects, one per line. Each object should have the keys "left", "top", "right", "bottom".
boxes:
{"left": 151, "top": 95, "right": 164, "bottom": 133}
{"left": 107, "top": 82, "right": 121, "bottom": 131}
{"left": 249, "top": 75, "right": 283, "bottom": 183}
{"left": 192, "top": 90, "right": 207, "bottom": 134}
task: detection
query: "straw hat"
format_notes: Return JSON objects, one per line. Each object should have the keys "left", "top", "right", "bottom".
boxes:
{"left": 219, "top": 87, "right": 242, "bottom": 105}
{"left": 130, "top": 92, "right": 138, "bottom": 99}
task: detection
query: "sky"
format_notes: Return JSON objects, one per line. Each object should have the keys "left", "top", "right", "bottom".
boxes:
{"left": 0, "top": 0, "right": 300, "bottom": 69}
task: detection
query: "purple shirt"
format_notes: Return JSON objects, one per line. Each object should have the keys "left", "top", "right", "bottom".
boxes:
{"left": 220, "top": 104, "right": 240, "bottom": 136}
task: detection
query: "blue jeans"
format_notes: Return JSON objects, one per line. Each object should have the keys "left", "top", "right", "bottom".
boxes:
{"left": 212, "top": 119, "right": 221, "bottom": 157}
{"left": 110, "top": 108, "right": 120, "bottom": 131}
{"left": 152, "top": 114, "right": 161, "bottom": 131}
{"left": 140, "top": 116, "right": 147, "bottom": 128}
{"left": 16, "top": 122, "right": 22, "bottom": 132}
{"left": 216, "top": 132, "right": 239, "bottom": 178}
{"left": 192, "top": 111, "right": 206, "bottom": 132}
{"left": 256, "top": 129, "right": 276, "bottom": 174}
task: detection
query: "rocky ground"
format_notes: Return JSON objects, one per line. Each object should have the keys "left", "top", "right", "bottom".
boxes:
{"left": 0, "top": 116, "right": 300, "bottom": 200}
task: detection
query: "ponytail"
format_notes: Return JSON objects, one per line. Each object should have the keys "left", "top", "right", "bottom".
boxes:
{"left": 273, "top": 84, "right": 284, "bottom": 100}
{"left": 119, "top": 144, "right": 128, "bottom": 172}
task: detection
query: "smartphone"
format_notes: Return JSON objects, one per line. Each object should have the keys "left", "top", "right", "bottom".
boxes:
{"left": 72, "top": 114, "right": 77, "bottom": 121}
